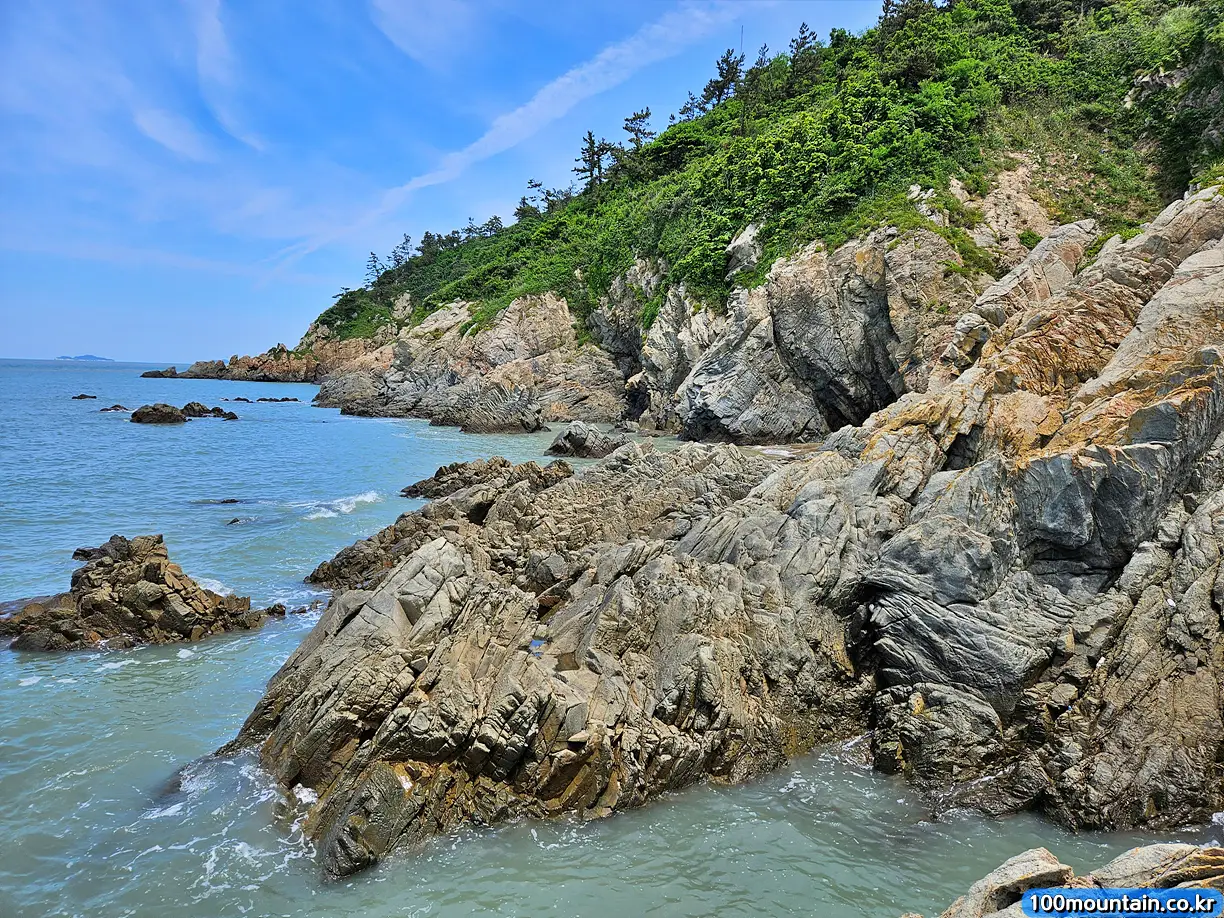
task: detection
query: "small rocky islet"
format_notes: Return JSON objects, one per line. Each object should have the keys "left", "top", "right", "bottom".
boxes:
{"left": 129, "top": 402, "right": 238, "bottom": 423}
{"left": 0, "top": 534, "right": 296, "bottom": 651}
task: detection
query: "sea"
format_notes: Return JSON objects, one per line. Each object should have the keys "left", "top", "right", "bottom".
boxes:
{"left": 0, "top": 358, "right": 1209, "bottom": 918}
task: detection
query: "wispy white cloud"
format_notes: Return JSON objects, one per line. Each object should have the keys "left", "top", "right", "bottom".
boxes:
{"left": 190, "top": 0, "right": 265, "bottom": 150}
{"left": 278, "top": 0, "right": 743, "bottom": 266}
{"left": 133, "top": 107, "right": 214, "bottom": 161}
{"left": 370, "top": 0, "right": 480, "bottom": 70}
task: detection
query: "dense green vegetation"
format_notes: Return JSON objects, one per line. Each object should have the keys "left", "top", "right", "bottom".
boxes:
{"left": 315, "top": 0, "right": 1223, "bottom": 341}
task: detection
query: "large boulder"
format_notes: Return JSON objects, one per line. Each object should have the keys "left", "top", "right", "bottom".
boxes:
{"left": 0, "top": 535, "right": 292, "bottom": 651}
{"left": 546, "top": 421, "right": 628, "bottom": 458}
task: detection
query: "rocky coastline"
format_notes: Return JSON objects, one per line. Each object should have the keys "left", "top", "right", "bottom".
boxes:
{"left": 918, "top": 844, "right": 1224, "bottom": 917}
{"left": 171, "top": 164, "right": 1104, "bottom": 444}
{"left": 1, "top": 534, "right": 294, "bottom": 651}
{"left": 215, "top": 184, "right": 1224, "bottom": 877}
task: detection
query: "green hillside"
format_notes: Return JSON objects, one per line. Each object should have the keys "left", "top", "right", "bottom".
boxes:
{"left": 316, "top": 0, "right": 1224, "bottom": 342}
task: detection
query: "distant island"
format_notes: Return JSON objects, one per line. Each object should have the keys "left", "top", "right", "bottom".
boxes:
{"left": 56, "top": 355, "right": 113, "bottom": 361}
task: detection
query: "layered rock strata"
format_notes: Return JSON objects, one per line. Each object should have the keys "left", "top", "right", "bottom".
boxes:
{"left": 546, "top": 420, "right": 628, "bottom": 458}
{"left": 222, "top": 187, "right": 1224, "bottom": 876}
{"left": 1, "top": 535, "right": 288, "bottom": 651}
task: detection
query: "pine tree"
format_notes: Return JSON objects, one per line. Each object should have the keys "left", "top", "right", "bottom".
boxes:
{"left": 515, "top": 195, "right": 541, "bottom": 222}
{"left": 623, "top": 108, "right": 655, "bottom": 151}
{"left": 364, "top": 252, "right": 384, "bottom": 286}
{"left": 573, "top": 130, "right": 607, "bottom": 192}
{"left": 701, "top": 48, "right": 745, "bottom": 107}
{"left": 389, "top": 233, "right": 412, "bottom": 268}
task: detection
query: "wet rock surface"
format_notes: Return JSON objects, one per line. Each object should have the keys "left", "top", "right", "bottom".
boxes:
{"left": 923, "top": 844, "right": 1224, "bottom": 918}
{"left": 223, "top": 187, "right": 1224, "bottom": 877}
{"left": 131, "top": 403, "right": 187, "bottom": 424}
{"left": 132, "top": 403, "right": 237, "bottom": 423}
{"left": 1, "top": 535, "right": 293, "bottom": 651}
{"left": 181, "top": 402, "right": 239, "bottom": 420}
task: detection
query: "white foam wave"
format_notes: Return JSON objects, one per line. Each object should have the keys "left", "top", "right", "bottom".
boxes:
{"left": 177, "top": 649, "right": 196, "bottom": 660}
{"left": 98, "top": 660, "right": 139, "bottom": 671}
{"left": 18, "top": 676, "right": 41, "bottom": 687}
{"left": 142, "top": 802, "right": 185, "bottom": 820}
{"left": 301, "top": 490, "right": 382, "bottom": 520}
{"left": 196, "top": 577, "right": 232, "bottom": 596}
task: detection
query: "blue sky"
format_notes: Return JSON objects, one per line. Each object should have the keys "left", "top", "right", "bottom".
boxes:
{"left": 0, "top": 0, "right": 881, "bottom": 363}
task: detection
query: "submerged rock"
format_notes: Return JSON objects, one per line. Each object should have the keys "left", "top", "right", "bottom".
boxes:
{"left": 925, "top": 845, "right": 1224, "bottom": 918}
{"left": 71, "top": 394, "right": 97, "bottom": 400}
{"left": 0, "top": 535, "right": 292, "bottom": 651}
{"left": 100, "top": 404, "right": 129, "bottom": 412}
{"left": 546, "top": 420, "right": 628, "bottom": 458}
{"left": 131, "top": 403, "right": 187, "bottom": 424}
{"left": 223, "top": 187, "right": 1224, "bottom": 876}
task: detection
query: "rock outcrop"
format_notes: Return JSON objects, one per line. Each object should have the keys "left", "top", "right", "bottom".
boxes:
{"left": 140, "top": 366, "right": 177, "bottom": 378}
{"left": 70, "top": 393, "right": 96, "bottom": 400}
{"left": 100, "top": 404, "right": 129, "bottom": 412}
{"left": 921, "top": 845, "right": 1224, "bottom": 918}
{"left": 182, "top": 402, "right": 239, "bottom": 420}
{"left": 546, "top": 421, "right": 628, "bottom": 458}
{"left": 317, "top": 294, "right": 626, "bottom": 432}
{"left": 131, "top": 403, "right": 237, "bottom": 423}
{"left": 222, "top": 187, "right": 1224, "bottom": 876}
{"left": 131, "top": 403, "right": 187, "bottom": 424}
{"left": 1, "top": 535, "right": 290, "bottom": 651}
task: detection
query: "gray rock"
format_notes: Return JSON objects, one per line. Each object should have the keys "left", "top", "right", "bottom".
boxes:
{"left": 220, "top": 188, "right": 1224, "bottom": 877}
{"left": 546, "top": 421, "right": 628, "bottom": 458}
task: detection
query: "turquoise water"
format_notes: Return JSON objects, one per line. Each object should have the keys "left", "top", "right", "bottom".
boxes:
{"left": 0, "top": 359, "right": 1205, "bottom": 917}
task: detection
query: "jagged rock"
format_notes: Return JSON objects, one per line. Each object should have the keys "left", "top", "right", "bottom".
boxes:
{"left": 140, "top": 366, "right": 177, "bottom": 378}
{"left": 0, "top": 535, "right": 293, "bottom": 651}
{"left": 316, "top": 457, "right": 575, "bottom": 589}
{"left": 256, "top": 396, "right": 299, "bottom": 402}
{"left": 324, "top": 294, "right": 627, "bottom": 431}
{"left": 182, "top": 401, "right": 237, "bottom": 419}
{"left": 928, "top": 845, "right": 1224, "bottom": 918}
{"left": 70, "top": 393, "right": 96, "bottom": 400}
{"left": 131, "top": 403, "right": 187, "bottom": 424}
{"left": 725, "top": 223, "right": 762, "bottom": 279}
{"left": 676, "top": 286, "right": 827, "bottom": 442}
{"left": 221, "top": 188, "right": 1224, "bottom": 876}
{"left": 546, "top": 421, "right": 628, "bottom": 458}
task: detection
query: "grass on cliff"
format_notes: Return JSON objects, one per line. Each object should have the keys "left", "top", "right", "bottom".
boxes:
{"left": 315, "top": 0, "right": 1223, "bottom": 341}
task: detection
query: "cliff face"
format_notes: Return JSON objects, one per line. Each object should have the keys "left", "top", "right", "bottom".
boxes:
{"left": 302, "top": 162, "right": 1091, "bottom": 440}
{"left": 223, "top": 187, "right": 1224, "bottom": 876}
